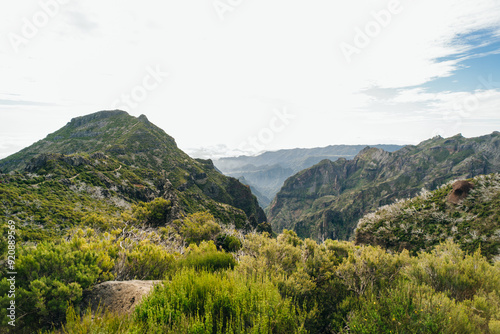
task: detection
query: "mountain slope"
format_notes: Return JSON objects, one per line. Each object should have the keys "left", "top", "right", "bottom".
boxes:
{"left": 355, "top": 173, "right": 500, "bottom": 261}
{"left": 0, "top": 110, "right": 267, "bottom": 233}
{"left": 214, "top": 144, "right": 403, "bottom": 207}
{"left": 267, "top": 132, "right": 500, "bottom": 241}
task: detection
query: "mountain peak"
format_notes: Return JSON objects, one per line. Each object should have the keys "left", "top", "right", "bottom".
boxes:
{"left": 0, "top": 110, "right": 267, "bottom": 229}
{"left": 355, "top": 146, "right": 389, "bottom": 162}
{"left": 0, "top": 110, "right": 179, "bottom": 173}
{"left": 138, "top": 114, "right": 149, "bottom": 122}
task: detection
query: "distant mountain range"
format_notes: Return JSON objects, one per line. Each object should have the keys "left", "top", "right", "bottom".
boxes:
{"left": 267, "top": 132, "right": 500, "bottom": 241}
{"left": 214, "top": 144, "right": 404, "bottom": 207}
{"left": 0, "top": 110, "right": 268, "bottom": 237}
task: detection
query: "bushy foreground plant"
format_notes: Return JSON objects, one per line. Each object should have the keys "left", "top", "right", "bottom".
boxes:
{"left": 0, "top": 227, "right": 180, "bottom": 332}
{"left": 132, "top": 197, "right": 172, "bottom": 226}
{"left": 404, "top": 241, "right": 500, "bottom": 301}
{"left": 345, "top": 281, "right": 480, "bottom": 334}
{"left": 179, "top": 211, "right": 222, "bottom": 245}
{"left": 215, "top": 233, "right": 242, "bottom": 252}
{"left": 113, "top": 239, "right": 176, "bottom": 280}
{"left": 0, "top": 230, "right": 115, "bottom": 331}
{"left": 135, "top": 268, "right": 307, "bottom": 334}
{"left": 8, "top": 227, "right": 500, "bottom": 334}
{"left": 342, "top": 241, "right": 500, "bottom": 334}
{"left": 57, "top": 305, "right": 140, "bottom": 334}
{"left": 239, "top": 231, "right": 355, "bottom": 333}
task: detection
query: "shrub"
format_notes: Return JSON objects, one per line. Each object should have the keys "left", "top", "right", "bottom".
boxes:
{"left": 113, "top": 240, "right": 176, "bottom": 280}
{"left": 215, "top": 233, "right": 242, "bottom": 252}
{"left": 180, "top": 212, "right": 222, "bottom": 245}
{"left": 345, "top": 280, "right": 481, "bottom": 334}
{"left": 178, "top": 241, "right": 236, "bottom": 272}
{"left": 0, "top": 232, "right": 115, "bottom": 331}
{"left": 44, "top": 305, "right": 140, "bottom": 334}
{"left": 404, "top": 240, "right": 500, "bottom": 301}
{"left": 135, "top": 268, "right": 307, "bottom": 333}
{"left": 335, "top": 245, "right": 411, "bottom": 296}
{"left": 132, "top": 197, "right": 172, "bottom": 226}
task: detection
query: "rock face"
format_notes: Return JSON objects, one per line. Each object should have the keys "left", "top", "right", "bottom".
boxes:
{"left": 267, "top": 132, "right": 500, "bottom": 241}
{"left": 448, "top": 180, "right": 475, "bottom": 204}
{"left": 82, "top": 280, "right": 162, "bottom": 314}
{"left": 0, "top": 110, "right": 266, "bottom": 230}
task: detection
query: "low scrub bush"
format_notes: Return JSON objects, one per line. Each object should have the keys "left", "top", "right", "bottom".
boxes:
{"left": 178, "top": 241, "right": 236, "bottom": 272}
{"left": 135, "top": 268, "right": 307, "bottom": 333}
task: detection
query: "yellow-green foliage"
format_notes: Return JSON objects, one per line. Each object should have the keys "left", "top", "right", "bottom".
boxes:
{"left": 113, "top": 239, "right": 175, "bottom": 280}
{"left": 9, "top": 228, "right": 500, "bottom": 334}
{"left": 0, "top": 229, "right": 115, "bottom": 331}
{"left": 134, "top": 268, "right": 307, "bottom": 334}
{"left": 178, "top": 241, "right": 236, "bottom": 272}
{"left": 58, "top": 305, "right": 140, "bottom": 334}
{"left": 335, "top": 246, "right": 411, "bottom": 295}
{"left": 132, "top": 197, "right": 172, "bottom": 226}
{"left": 179, "top": 211, "right": 222, "bottom": 245}
{"left": 0, "top": 227, "right": 179, "bottom": 332}
{"left": 345, "top": 281, "right": 481, "bottom": 334}
{"left": 215, "top": 233, "right": 242, "bottom": 252}
{"left": 239, "top": 231, "right": 354, "bottom": 332}
{"left": 404, "top": 240, "right": 500, "bottom": 301}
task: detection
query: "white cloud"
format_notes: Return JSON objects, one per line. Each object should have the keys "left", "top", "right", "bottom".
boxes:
{"left": 0, "top": 0, "right": 499, "bottom": 158}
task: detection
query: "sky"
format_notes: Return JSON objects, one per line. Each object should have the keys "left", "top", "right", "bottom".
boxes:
{"left": 1, "top": 0, "right": 500, "bottom": 159}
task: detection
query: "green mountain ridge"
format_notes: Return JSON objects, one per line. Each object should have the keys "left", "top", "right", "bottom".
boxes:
{"left": 267, "top": 132, "right": 500, "bottom": 241}
{"left": 0, "top": 110, "right": 268, "bottom": 236}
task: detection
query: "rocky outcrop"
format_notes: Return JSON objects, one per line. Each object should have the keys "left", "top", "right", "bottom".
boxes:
{"left": 448, "top": 180, "right": 475, "bottom": 204}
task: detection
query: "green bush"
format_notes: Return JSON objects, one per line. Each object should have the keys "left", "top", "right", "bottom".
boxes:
{"left": 113, "top": 240, "right": 176, "bottom": 280}
{"left": 0, "top": 231, "right": 115, "bottom": 331}
{"left": 43, "top": 305, "right": 140, "bottom": 334}
{"left": 180, "top": 212, "right": 222, "bottom": 245}
{"left": 132, "top": 197, "right": 172, "bottom": 226}
{"left": 404, "top": 240, "right": 500, "bottom": 301}
{"left": 335, "top": 245, "right": 411, "bottom": 296}
{"left": 215, "top": 233, "right": 242, "bottom": 252}
{"left": 135, "top": 268, "right": 307, "bottom": 333}
{"left": 345, "top": 280, "right": 481, "bottom": 334}
{"left": 179, "top": 241, "right": 236, "bottom": 272}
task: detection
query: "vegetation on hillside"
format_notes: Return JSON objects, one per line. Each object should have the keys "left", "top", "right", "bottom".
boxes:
{"left": 2, "top": 218, "right": 499, "bottom": 333}
{"left": 355, "top": 173, "right": 500, "bottom": 261}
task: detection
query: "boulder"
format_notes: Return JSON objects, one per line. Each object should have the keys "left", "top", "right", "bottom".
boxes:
{"left": 448, "top": 180, "right": 474, "bottom": 204}
{"left": 82, "top": 280, "right": 162, "bottom": 314}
